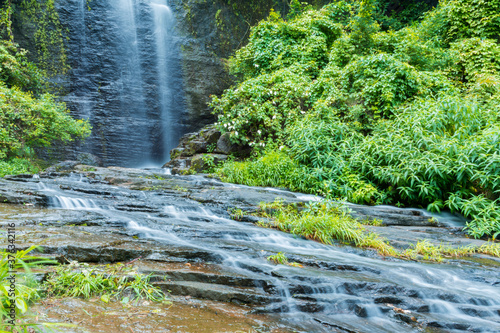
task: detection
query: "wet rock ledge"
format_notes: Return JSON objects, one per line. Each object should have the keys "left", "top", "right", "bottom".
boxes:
{"left": 1, "top": 164, "right": 499, "bottom": 332}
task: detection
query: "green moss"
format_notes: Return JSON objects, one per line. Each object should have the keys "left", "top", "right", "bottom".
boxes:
{"left": 18, "top": 0, "right": 69, "bottom": 79}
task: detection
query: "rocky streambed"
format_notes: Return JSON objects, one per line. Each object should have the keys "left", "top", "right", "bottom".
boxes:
{"left": 1, "top": 165, "right": 499, "bottom": 332}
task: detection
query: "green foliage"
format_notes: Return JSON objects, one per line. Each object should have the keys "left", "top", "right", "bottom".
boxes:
{"left": 258, "top": 199, "right": 397, "bottom": 256}
{"left": 19, "top": 0, "right": 69, "bottom": 76}
{"left": 267, "top": 251, "right": 289, "bottom": 264}
{"left": 451, "top": 38, "right": 500, "bottom": 83}
{"left": 256, "top": 200, "right": 500, "bottom": 260}
{"left": 0, "top": 10, "right": 90, "bottom": 177}
{"left": 374, "top": 0, "right": 438, "bottom": 31}
{"left": 314, "top": 53, "right": 453, "bottom": 125}
{"left": 285, "top": 94, "right": 500, "bottom": 237}
{"left": 0, "top": 41, "right": 44, "bottom": 93}
{"left": 0, "top": 158, "right": 40, "bottom": 177}
{"left": 216, "top": 149, "right": 321, "bottom": 194}
{"left": 0, "top": 2, "right": 13, "bottom": 41}
{"left": 402, "top": 240, "right": 500, "bottom": 261}
{"left": 0, "top": 83, "right": 91, "bottom": 160}
{"left": 229, "top": 7, "right": 342, "bottom": 80}
{"left": 201, "top": 154, "right": 216, "bottom": 173}
{"left": 211, "top": 67, "right": 311, "bottom": 145}
{"left": 0, "top": 245, "right": 57, "bottom": 331}
{"left": 446, "top": 0, "right": 500, "bottom": 42}
{"left": 212, "top": 0, "right": 500, "bottom": 239}
{"left": 44, "top": 261, "right": 168, "bottom": 303}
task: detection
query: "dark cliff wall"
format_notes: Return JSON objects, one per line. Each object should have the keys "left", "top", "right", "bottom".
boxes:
{"left": 10, "top": 0, "right": 327, "bottom": 166}
{"left": 171, "top": 0, "right": 332, "bottom": 129}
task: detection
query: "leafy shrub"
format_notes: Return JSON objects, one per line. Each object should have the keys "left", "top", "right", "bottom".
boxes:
{"left": 313, "top": 53, "right": 453, "bottom": 124}
{"left": 230, "top": 7, "right": 342, "bottom": 80}
{"left": 446, "top": 0, "right": 500, "bottom": 42}
{"left": 0, "top": 10, "right": 90, "bottom": 178}
{"left": 0, "top": 41, "right": 44, "bottom": 93}
{"left": 283, "top": 95, "right": 500, "bottom": 237}
{"left": 216, "top": 149, "right": 320, "bottom": 193}
{"left": 451, "top": 38, "right": 500, "bottom": 83}
{"left": 0, "top": 245, "right": 56, "bottom": 330}
{"left": 267, "top": 252, "right": 289, "bottom": 265}
{"left": 211, "top": 67, "right": 311, "bottom": 146}
{"left": 0, "top": 83, "right": 91, "bottom": 160}
{"left": 44, "top": 262, "right": 168, "bottom": 303}
{"left": 0, "top": 158, "right": 40, "bottom": 177}
{"left": 212, "top": 1, "right": 500, "bottom": 238}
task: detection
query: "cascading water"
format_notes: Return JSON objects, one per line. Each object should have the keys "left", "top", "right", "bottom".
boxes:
{"left": 7, "top": 170, "right": 500, "bottom": 332}
{"left": 58, "top": 0, "right": 187, "bottom": 167}
{"left": 150, "top": 0, "right": 181, "bottom": 162}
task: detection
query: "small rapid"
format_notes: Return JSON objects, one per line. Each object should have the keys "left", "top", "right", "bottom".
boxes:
{"left": 15, "top": 170, "right": 500, "bottom": 332}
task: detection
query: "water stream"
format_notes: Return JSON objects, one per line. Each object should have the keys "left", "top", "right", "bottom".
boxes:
{"left": 13, "top": 170, "right": 499, "bottom": 332}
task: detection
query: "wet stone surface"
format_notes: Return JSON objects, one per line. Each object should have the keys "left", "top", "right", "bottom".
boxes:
{"left": 1, "top": 165, "right": 499, "bottom": 332}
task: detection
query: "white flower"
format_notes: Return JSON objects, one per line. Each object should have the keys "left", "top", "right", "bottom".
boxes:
{"left": 254, "top": 64, "right": 259, "bottom": 68}
{"left": 253, "top": 103, "right": 256, "bottom": 106}
{"left": 235, "top": 131, "right": 238, "bottom": 136}
{"left": 272, "top": 115, "right": 276, "bottom": 119}
{"left": 301, "top": 111, "right": 306, "bottom": 114}
{"left": 257, "top": 130, "right": 261, "bottom": 135}
{"left": 224, "top": 123, "right": 227, "bottom": 127}
{"left": 279, "top": 146, "right": 284, "bottom": 150}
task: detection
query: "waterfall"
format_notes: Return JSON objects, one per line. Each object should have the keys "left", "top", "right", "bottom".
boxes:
{"left": 151, "top": 0, "right": 177, "bottom": 162}
{"left": 59, "top": 0, "right": 187, "bottom": 167}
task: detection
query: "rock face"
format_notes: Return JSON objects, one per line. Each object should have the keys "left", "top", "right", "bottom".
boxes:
{"left": 11, "top": 0, "right": 283, "bottom": 167}
{"left": 163, "top": 125, "right": 228, "bottom": 174}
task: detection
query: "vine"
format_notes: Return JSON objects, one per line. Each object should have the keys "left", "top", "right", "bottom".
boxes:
{"left": 20, "top": 0, "right": 69, "bottom": 77}
{"left": 0, "top": 1, "right": 13, "bottom": 40}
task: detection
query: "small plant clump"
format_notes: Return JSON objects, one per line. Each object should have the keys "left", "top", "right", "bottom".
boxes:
{"left": 44, "top": 261, "right": 169, "bottom": 304}
{"left": 267, "top": 252, "right": 302, "bottom": 267}
{"left": 267, "top": 252, "right": 289, "bottom": 265}
{"left": 0, "top": 246, "right": 57, "bottom": 331}
{"left": 256, "top": 199, "right": 500, "bottom": 262}
{"left": 258, "top": 199, "right": 398, "bottom": 256}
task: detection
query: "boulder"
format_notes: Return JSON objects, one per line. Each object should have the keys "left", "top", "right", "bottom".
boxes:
{"left": 77, "top": 153, "right": 102, "bottom": 167}
{"left": 164, "top": 124, "right": 228, "bottom": 174}
{"left": 169, "top": 125, "right": 221, "bottom": 159}
{"left": 215, "top": 132, "right": 238, "bottom": 154}
{"left": 200, "top": 126, "right": 222, "bottom": 144}
{"left": 215, "top": 132, "right": 252, "bottom": 156}
{"left": 44, "top": 161, "right": 80, "bottom": 173}
{"left": 167, "top": 157, "right": 192, "bottom": 175}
